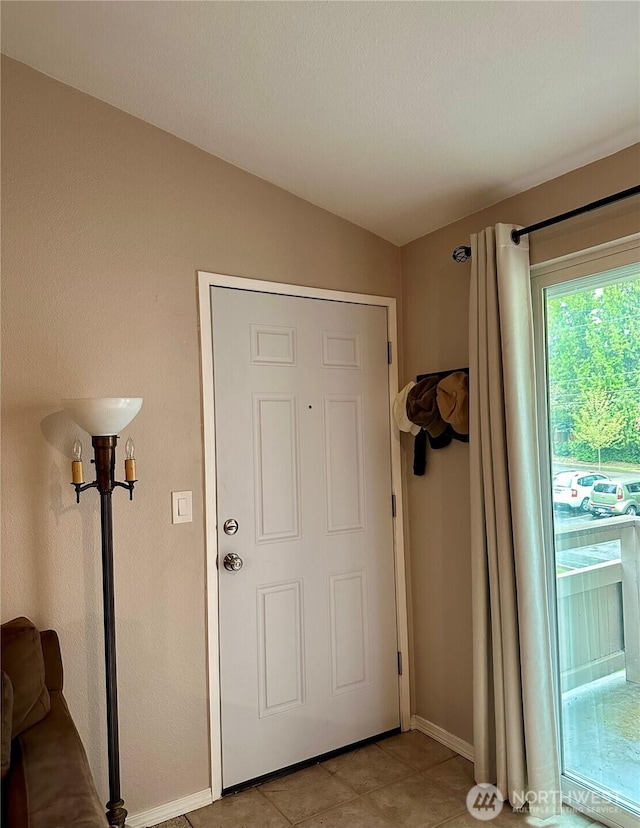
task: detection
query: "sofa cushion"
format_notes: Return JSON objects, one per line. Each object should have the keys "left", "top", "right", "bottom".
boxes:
{"left": 7, "top": 691, "right": 108, "bottom": 828}
{"left": 0, "top": 618, "right": 50, "bottom": 738}
{"left": 1, "top": 670, "right": 13, "bottom": 778}
{"left": 40, "top": 631, "right": 64, "bottom": 692}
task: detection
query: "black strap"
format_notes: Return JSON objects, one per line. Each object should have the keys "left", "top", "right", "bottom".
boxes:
{"left": 413, "top": 429, "right": 427, "bottom": 476}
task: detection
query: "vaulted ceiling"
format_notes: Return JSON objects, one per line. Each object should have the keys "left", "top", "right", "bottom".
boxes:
{"left": 2, "top": 1, "right": 639, "bottom": 245}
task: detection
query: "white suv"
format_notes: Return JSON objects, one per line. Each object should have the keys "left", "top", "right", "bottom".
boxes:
{"left": 553, "top": 471, "right": 609, "bottom": 512}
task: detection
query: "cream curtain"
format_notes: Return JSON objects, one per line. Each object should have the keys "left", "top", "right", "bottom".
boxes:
{"left": 469, "top": 224, "right": 561, "bottom": 818}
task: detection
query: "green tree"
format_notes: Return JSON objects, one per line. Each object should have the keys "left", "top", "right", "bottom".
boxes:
{"left": 572, "top": 389, "right": 625, "bottom": 469}
{"left": 546, "top": 275, "right": 640, "bottom": 465}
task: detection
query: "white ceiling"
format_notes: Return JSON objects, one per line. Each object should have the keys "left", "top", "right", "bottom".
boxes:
{"left": 2, "top": 1, "right": 639, "bottom": 245}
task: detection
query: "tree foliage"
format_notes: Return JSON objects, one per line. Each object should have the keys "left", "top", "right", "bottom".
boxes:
{"left": 572, "top": 389, "right": 625, "bottom": 468}
{"left": 547, "top": 274, "right": 640, "bottom": 465}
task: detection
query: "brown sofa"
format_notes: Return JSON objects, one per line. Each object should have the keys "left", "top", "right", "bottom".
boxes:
{"left": 1, "top": 617, "right": 108, "bottom": 828}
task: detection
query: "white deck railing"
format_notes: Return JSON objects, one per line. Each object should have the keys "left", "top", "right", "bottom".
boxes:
{"left": 555, "top": 516, "right": 639, "bottom": 690}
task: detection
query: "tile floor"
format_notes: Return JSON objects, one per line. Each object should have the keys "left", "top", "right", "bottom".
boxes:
{"left": 151, "top": 731, "right": 600, "bottom": 828}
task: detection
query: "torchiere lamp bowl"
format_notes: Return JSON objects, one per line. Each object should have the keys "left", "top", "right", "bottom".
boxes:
{"left": 62, "top": 398, "right": 143, "bottom": 436}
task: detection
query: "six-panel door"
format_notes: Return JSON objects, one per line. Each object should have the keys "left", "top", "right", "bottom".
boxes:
{"left": 212, "top": 287, "right": 399, "bottom": 788}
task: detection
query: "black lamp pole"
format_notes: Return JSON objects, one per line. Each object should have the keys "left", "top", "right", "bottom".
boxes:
{"left": 74, "top": 435, "right": 136, "bottom": 828}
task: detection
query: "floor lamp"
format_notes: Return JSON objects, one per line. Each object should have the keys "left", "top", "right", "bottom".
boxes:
{"left": 63, "top": 397, "right": 143, "bottom": 828}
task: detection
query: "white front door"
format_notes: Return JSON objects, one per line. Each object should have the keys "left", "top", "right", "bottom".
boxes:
{"left": 211, "top": 286, "right": 400, "bottom": 789}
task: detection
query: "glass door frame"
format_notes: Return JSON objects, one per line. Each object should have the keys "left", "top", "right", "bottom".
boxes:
{"left": 531, "top": 233, "right": 640, "bottom": 828}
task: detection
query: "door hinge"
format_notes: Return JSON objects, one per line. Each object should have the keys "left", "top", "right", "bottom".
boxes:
{"left": 397, "top": 651, "right": 403, "bottom": 676}
{"left": 387, "top": 341, "right": 393, "bottom": 364}
{"left": 391, "top": 493, "right": 396, "bottom": 518}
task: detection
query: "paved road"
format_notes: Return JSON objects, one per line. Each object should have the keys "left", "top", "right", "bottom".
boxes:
{"left": 554, "top": 509, "right": 605, "bottom": 527}
{"left": 553, "top": 462, "right": 640, "bottom": 485}
{"left": 554, "top": 505, "right": 636, "bottom": 527}
{"left": 552, "top": 462, "right": 640, "bottom": 528}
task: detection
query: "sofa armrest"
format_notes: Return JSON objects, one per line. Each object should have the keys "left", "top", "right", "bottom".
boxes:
{"left": 39, "top": 631, "right": 63, "bottom": 692}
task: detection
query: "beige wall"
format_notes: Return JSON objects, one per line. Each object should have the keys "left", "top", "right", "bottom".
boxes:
{"left": 0, "top": 57, "right": 402, "bottom": 815}
{"left": 401, "top": 143, "right": 640, "bottom": 744}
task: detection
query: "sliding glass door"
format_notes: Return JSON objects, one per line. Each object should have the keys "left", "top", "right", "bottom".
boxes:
{"left": 533, "top": 239, "right": 640, "bottom": 828}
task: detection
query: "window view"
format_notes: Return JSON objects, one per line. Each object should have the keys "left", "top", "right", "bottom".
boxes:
{"left": 545, "top": 264, "right": 640, "bottom": 821}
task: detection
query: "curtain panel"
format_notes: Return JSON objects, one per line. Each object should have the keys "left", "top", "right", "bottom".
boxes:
{"left": 469, "top": 224, "right": 561, "bottom": 818}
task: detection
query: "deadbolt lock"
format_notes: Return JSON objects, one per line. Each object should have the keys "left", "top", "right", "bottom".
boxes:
{"left": 223, "top": 518, "right": 239, "bottom": 535}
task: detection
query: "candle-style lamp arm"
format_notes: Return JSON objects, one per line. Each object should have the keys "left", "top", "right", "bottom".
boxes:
{"left": 72, "top": 479, "right": 137, "bottom": 503}
{"left": 113, "top": 480, "right": 137, "bottom": 501}
{"left": 72, "top": 480, "right": 99, "bottom": 504}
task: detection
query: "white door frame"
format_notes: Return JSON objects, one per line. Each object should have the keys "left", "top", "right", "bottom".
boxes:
{"left": 197, "top": 271, "right": 411, "bottom": 801}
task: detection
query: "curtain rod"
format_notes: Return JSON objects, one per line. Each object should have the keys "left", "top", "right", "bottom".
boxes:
{"left": 452, "top": 184, "right": 640, "bottom": 263}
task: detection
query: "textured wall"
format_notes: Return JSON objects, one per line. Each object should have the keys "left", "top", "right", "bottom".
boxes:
{"left": 401, "top": 143, "right": 640, "bottom": 745}
{"left": 0, "top": 57, "right": 402, "bottom": 815}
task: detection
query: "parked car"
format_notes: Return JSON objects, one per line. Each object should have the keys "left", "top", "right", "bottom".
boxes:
{"left": 552, "top": 471, "right": 609, "bottom": 512}
{"left": 590, "top": 480, "right": 640, "bottom": 517}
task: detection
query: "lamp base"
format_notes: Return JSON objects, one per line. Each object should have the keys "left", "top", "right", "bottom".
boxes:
{"left": 106, "top": 798, "right": 127, "bottom": 828}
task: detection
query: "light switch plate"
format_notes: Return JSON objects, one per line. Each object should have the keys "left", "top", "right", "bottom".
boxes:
{"left": 172, "top": 490, "right": 192, "bottom": 524}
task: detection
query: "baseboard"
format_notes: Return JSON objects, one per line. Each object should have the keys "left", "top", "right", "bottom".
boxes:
{"left": 411, "top": 714, "right": 475, "bottom": 762}
{"left": 126, "top": 788, "right": 212, "bottom": 828}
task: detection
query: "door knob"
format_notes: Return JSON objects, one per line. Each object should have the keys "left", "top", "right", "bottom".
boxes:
{"left": 223, "top": 518, "right": 239, "bottom": 535}
{"left": 223, "top": 552, "right": 243, "bottom": 572}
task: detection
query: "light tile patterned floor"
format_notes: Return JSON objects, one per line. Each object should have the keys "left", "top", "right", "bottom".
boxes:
{"left": 151, "top": 731, "right": 599, "bottom": 828}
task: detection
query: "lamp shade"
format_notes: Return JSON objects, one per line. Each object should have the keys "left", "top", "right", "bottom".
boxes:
{"left": 62, "top": 398, "right": 143, "bottom": 436}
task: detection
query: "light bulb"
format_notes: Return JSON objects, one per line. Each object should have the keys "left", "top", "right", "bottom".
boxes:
{"left": 125, "top": 437, "right": 135, "bottom": 460}
{"left": 124, "top": 437, "right": 136, "bottom": 482}
{"left": 71, "top": 438, "right": 84, "bottom": 484}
